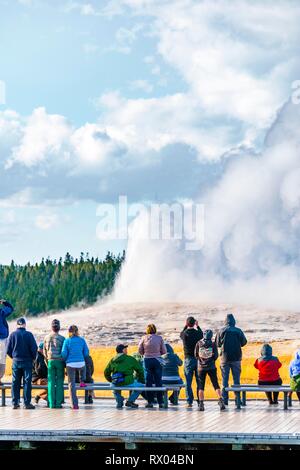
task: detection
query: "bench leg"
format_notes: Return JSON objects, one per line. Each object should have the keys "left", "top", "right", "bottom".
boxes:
{"left": 284, "top": 392, "right": 288, "bottom": 410}
{"left": 1, "top": 388, "right": 6, "bottom": 407}
{"left": 235, "top": 392, "right": 241, "bottom": 409}
{"left": 163, "top": 391, "right": 168, "bottom": 408}
{"left": 288, "top": 391, "right": 292, "bottom": 407}
{"left": 242, "top": 391, "right": 246, "bottom": 406}
{"left": 84, "top": 390, "right": 89, "bottom": 404}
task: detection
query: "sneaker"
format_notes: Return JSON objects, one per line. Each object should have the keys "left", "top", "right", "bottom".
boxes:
{"left": 12, "top": 404, "right": 20, "bottom": 409}
{"left": 23, "top": 404, "right": 35, "bottom": 410}
{"left": 145, "top": 403, "right": 154, "bottom": 408}
{"left": 218, "top": 398, "right": 226, "bottom": 411}
{"left": 125, "top": 401, "right": 139, "bottom": 409}
{"left": 72, "top": 405, "right": 79, "bottom": 410}
{"left": 34, "top": 396, "right": 40, "bottom": 404}
{"left": 273, "top": 401, "right": 279, "bottom": 405}
{"left": 88, "top": 396, "right": 93, "bottom": 404}
{"left": 116, "top": 403, "right": 124, "bottom": 409}
{"left": 159, "top": 404, "right": 166, "bottom": 409}
{"left": 80, "top": 382, "right": 87, "bottom": 387}
{"left": 198, "top": 401, "right": 205, "bottom": 411}
{"left": 186, "top": 403, "right": 193, "bottom": 408}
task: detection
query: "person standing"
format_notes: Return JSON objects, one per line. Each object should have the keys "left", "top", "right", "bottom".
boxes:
{"left": 195, "top": 329, "right": 225, "bottom": 411}
{"left": 104, "top": 344, "right": 145, "bottom": 409}
{"left": 215, "top": 313, "right": 247, "bottom": 405}
{"left": 180, "top": 316, "right": 203, "bottom": 407}
{"left": 0, "top": 299, "right": 14, "bottom": 385}
{"left": 43, "top": 319, "right": 65, "bottom": 409}
{"left": 32, "top": 342, "right": 48, "bottom": 404}
{"left": 7, "top": 318, "right": 37, "bottom": 409}
{"left": 61, "top": 325, "right": 89, "bottom": 410}
{"left": 254, "top": 344, "right": 282, "bottom": 405}
{"left": 138, "top": 324, "right": 167, "bottom": 408}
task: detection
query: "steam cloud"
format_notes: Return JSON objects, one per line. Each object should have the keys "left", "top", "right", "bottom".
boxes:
{"left": 113, "top": 100, "right": 300, "bottom": 311}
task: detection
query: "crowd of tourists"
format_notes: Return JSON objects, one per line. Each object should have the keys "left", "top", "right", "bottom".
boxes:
{"left": 1, "top": 298, "right": 300, "bottom": 411}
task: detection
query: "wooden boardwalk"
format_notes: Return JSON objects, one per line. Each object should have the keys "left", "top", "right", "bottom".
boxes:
{"left": 0, "top": 398, "right": 300, "bottom": 445}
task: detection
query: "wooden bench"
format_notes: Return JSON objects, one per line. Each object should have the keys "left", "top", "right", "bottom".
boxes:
{"left": 0, "top": 383, "right": 184, "bottom": 408}
{"left": 225, "top": 385, "right": 293, "bottom": 410}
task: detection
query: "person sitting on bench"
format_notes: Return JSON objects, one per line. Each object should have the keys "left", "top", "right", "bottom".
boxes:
{"left": 32, "top": 342, "right": 48, "bottom": 405}
{"left": 161, "top": 343, "right": 183, "bottom": 405}
{"left": 254, "top": 344, "right": 282, "bottom": 405}
{"left": 289, "top": 347, "right": 300, "bottom": 403}
{"left": 104, "top": 344, "right": 145, "bottom": 409}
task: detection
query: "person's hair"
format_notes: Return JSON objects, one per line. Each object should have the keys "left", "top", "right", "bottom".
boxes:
{"left": 146, "top": 324, "right": 157, "bottom": 334}
{"left": 51, "top": 319, "right": 60, "bottom": 333}
{"left": 186, "top": 316, "right": 196, "bottom": 327}
{"left": 68, "top": 325, "right": 79, "bottom": 337}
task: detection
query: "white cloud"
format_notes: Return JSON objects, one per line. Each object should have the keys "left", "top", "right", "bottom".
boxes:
{"left": 8, "top": 107, "right": 71, "bottom": 168}
{"left": 35, "top": 213, "right": 59, "bottom": 230}
{"left": 130, "top": 79, "right": 153, "bottom": 93}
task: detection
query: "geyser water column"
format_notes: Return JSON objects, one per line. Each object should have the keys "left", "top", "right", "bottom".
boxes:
{"left": 113, "top": 100, "right": 300, "bottom": 310}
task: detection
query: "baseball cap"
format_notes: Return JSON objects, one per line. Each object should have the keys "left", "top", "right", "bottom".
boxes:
{"left": 116, "top": 344, "right": 128, "bottom": 354}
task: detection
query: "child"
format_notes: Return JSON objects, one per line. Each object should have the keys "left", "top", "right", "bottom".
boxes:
{"left": 289, "top": 348, "right": 300, "bottom": 402}
{"left": 254, "top": 344, "right": 282, "bottom": 405}
{"left": 194, "top": 329, "right": 225, "bottom": 411}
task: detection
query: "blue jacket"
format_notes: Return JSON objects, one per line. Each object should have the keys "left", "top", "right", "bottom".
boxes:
{"left": 7, "top": 328, "right": 37, "bottom": 363}
{"left": 289, "top": 350, "right": 300, "bottom": 378}
{"left": 61, "top": 336, "right": 89, "bottom": 364}
{"left": 0, "top": 301, "right": 14, "bottom": 339}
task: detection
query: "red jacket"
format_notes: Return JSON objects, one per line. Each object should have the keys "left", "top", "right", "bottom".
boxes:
{"left": 254, "top": 357, "right": 282, "bottom": 381}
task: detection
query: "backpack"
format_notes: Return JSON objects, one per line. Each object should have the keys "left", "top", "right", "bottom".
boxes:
{"left": 197, "top": 341, "right": 214, "bottom": 360}
{"left": 111, "top": 372, "right": 125, "bottom": 385}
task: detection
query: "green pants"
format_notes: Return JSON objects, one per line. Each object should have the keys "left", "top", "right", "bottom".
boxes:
{"left": 48, "top": 360, "right": 65, "bottom": 408}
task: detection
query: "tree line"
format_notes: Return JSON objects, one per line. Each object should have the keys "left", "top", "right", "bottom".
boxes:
{"left": 0, "top": 251, "right": 125, "bottom": 318}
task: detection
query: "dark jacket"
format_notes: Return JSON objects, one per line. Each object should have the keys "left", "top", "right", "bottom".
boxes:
{"left": 32, "top": 351, "right": 48, "bottom": 382}
{"left": 75, "top": 355, "right": 94, "bottom": 383}
{"left": 7, "top": 328, "right": 37, "bottom": 363}
{"left": 180, "top": 326, "right": 203, "bottom": 358}
{"left": 215, "top": 314, "right": 247, "bottom": 363}
{"left": 162, "top": 344, "right": 183, "bottom": 378}
{"left": 195, "top": 330, "right": 218, "bottom": 371}
{"left": 0, "top": 301, "right": 14, "bottom": 339}
{"left": 104, "top": 353, "right": 145, "bottom": 386}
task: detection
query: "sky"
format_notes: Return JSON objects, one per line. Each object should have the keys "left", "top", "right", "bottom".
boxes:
{"left": 0, "top": 0, "right": 300, "bottom": 267}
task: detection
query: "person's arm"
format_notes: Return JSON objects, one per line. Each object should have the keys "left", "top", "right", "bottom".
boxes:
{"left": 61, "top": 339, "right": 69, "bottom": 362}
{"left": 43, "top": 337, "right": 48, "bottom": 363}
{"left": 138, "top": 338, "right": 145, "bottom": 356}
{"left": 215, "top": 330, "right": 222, "bottom": 348}
{"left": 254, "top": 359, "right": 259, "bottom": 370}
{"left": 0, "top": 300, "right": 14, "bottom": 318}
{"left": 30, "top": 334, "right": 38, "bottom": 360}
{"left": 82, "top": 339, "right": 89, "bottom": 358}
{"left": 277, "top": 358, "right": 282, "bottom": 369}
{"left": 104, "top": 361, "right": 112, "bottom": 382}
{"left": 213, "top": 342, "right": 219, "bottom": 361}
{"left": 160, "top": 338, "right": 167, "bottom": 356}
{"left": 240, "top": 330, "right": 247, "bottom": 347}
{"left": 194, "top": 342, "right": 199, "bottom": 360}
{"left": 180, "top": 326, "right": 187, "bottom": 340}
{"left": 6, "top": 334, "right": 13, "bottom": 359}
{"left": 176, "top": 354, "right": 183, "bottom": 367}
